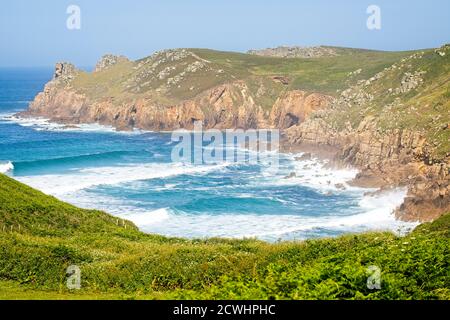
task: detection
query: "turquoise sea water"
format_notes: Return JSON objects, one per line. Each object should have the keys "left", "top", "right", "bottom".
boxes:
{"left": 0, "top": 68, "right": 417, "bottom": 241}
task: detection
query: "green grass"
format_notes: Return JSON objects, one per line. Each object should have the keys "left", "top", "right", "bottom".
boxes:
{"left": 0, "top": 280, "right": 162, "bottom": 300}
{"left": 0, "top": 174, "right": 449, "bottom": 300}
{"left": 191, "top": 48, "right": 413, "bottom": 94}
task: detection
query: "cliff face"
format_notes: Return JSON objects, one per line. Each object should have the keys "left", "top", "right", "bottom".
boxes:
{"left": 270, "top": 91, "right": 332, "bottom": 129}
{"left": 284, "top": 45, "right": 450, "bottom": 221}
{"left": 23, "top": 47, "right": 414, "bottom": 132}
{"left": 26, "top": 79, "right": 267, "bottom": 130}
{"left": 24, "top": 58, "right": 331, "bottom": 130}
{"left": 25, "top": 78, "right": 331, "bottom": 131}
{"left": 286, "top": 116, "right": 449, "bottom": 221}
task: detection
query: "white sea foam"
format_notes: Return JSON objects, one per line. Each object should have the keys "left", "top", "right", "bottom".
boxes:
{"left": 0, "top": 112, "right": 13, "bottom": 117}
{"left": 0, "top": 101, "right": 31, "bottom": 104}
{"left": 121, "top": 208, "right": 171, "bottom": 225}
{"left": 1, "top": 114, "right": 148, "bottom": 134}
{"left": 127, "top": 188, "right": 416, "bottom": 240}
{"left": 13, "top": 157, "right": 417, "bottom": 241}
{"left": 152, "top": 183, "right": 178, "bottom": 191}
{"left": 7, "top": 125, "right": 417, "bottom": 241}
{"left": 254, "top": 153, "right": 361, "bottom": 194}
{"left": 16, "top": 162, "right": 229, "bottom": 195}
{"left": 0, "top": 161, "right": 14, "bottom": 173}
{"left": 54, "top": 191, "right": 172, "bottom": 226}
{"left": 1, "top": 115, "right": 56, "bottom": 128}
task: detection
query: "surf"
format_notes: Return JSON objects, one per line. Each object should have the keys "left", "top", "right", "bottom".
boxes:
{"left": 15, "top": 161, "right": 231, "bottom": 195}
{"left": 0, "top": 161, "right": 14, "bottom": 173}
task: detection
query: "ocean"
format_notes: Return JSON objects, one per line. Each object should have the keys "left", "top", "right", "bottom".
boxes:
{"left": 0, "top": 68, "right": 417, "bottom": 241}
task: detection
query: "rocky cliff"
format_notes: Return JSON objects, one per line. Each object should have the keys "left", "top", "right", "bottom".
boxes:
{"left": 285, "top": 44, "right": 450, "bottom": 221}
{"left": 286, "top": 115, "right": 449, "bottom": 221}
{"left": 24, "top": 74, "right": 329, "bottom": 131}
{"left": 22, "top": 50, "right": 335, "bottom": 130}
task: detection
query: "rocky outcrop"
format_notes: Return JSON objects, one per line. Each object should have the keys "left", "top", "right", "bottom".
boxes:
{"left": 395, "top": 70, "right": 426, "bottom": 94}
{"left": 434, "top": 44, "right": 449, "bottom": 57}
{"left": 248, "top": 46, "right": 338, "bottom": 58}
{"left": 53, "top": 62, "right": 79, "bottom": 83}
{"left": 94, "top": 54, "right": 129, "bottom": 72}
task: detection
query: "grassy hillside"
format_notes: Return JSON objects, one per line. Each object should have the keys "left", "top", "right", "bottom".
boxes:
{"left": 0, "top": 173, "right": 448, "bottom": 300}
{"left": 69, "top": 47, "right": 415, "bottom": 107}
{"left": 325, "top": 44, "right": 450, "bottom": 159}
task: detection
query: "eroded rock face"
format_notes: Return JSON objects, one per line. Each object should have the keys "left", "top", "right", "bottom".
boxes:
{"left": 286, "top": 115, "right": 450, "bottom": 222}
{"left": 53, "top": 62, "right": 78, "bottom": 82}
{"left": 270, "top": 91, "right": 332, "bottom": 129}
{"left": 24, "top": 75, "right": 273, "bottom": 131}
{"left": 23, "top": 62, "right": 331, "bottom": 132}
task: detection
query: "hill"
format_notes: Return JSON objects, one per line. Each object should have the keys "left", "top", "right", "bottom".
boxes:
{"left": 0, "top": 173, "right": 449, "bottom": 299}
{"left": 22, "top": 46, "right": 413, "bottom": 130}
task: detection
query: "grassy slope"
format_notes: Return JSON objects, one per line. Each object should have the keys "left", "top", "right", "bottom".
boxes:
{"left": 326, "top": 45, "right": 450, "bottom": 159}
{"left": 192, "top": 48, "right": 413, "bottom": 92}
{"left": 0, "top": 173, "right": 448, "bottom": 300}
{"left": 70, "top": 47, "right": 414, "bottom": 107}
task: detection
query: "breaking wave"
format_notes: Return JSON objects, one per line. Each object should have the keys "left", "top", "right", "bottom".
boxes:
{"left": 0, "top": 161, "right": 14, "bottom": 173}
{"left": 16, "top": 162, "right": 230, "bottom": 195}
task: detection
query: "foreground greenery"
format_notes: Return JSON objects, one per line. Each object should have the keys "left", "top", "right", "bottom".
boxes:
{"left": 0, "top": 174, "right": 448, "bottom": 299}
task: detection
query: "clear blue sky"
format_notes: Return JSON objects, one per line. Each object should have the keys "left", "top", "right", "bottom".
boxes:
{"left": 1, "top": 0, "right": 449, "bottom": 67}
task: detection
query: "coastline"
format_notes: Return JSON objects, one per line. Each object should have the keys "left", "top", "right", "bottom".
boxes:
{"left": 15, "top": 44, "right": 449, "bottom": 225}
{"left": 4, "top": 112, "right": 421, "bottom": 239}
{"left": 14, "top": 112, "right": 446, "bottom": 221}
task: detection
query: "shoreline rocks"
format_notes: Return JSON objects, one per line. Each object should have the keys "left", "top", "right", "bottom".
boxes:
{"left": 285, "top": 117, "right": 450, "bottom": 222}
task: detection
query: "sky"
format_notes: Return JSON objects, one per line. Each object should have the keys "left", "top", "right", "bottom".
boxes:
{"left": 0, "top": 0, "right": 449, "bottom": 67}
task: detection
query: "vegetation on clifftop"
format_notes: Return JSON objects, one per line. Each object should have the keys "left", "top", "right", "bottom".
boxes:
{"left": 0, "top": 173, "right": 448, "bottom": 300}
{"left": 325, "top": 44, "right": 450, "bottom": 159}
{"left": 70, "top": 47, "right": 413, "bottom": 105}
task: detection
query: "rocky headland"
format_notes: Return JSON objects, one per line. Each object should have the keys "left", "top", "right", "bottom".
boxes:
{"left": 23, "top": 54, "right": 331, "bottom": 131}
